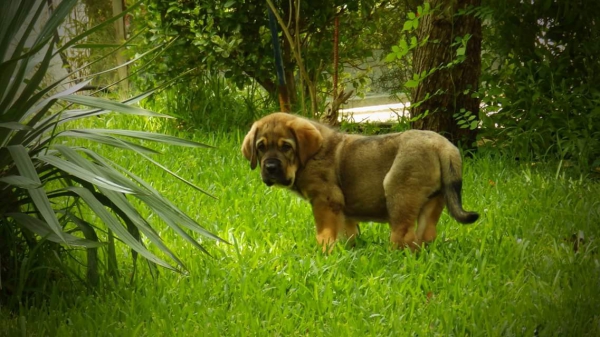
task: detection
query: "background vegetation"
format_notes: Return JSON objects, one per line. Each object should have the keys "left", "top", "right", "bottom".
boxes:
{"left": 136, "top": 0, "right": 599, "bottom": 169}
{"left": 1, "top": 0, "right": 599, "bottom": 335}
{"left": 478, "top": 0, "right": 600, "bottom": 169}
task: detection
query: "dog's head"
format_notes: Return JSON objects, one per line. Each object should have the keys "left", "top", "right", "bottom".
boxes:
{"left": 241, "top": 112, "right": 323, "bottom": 187}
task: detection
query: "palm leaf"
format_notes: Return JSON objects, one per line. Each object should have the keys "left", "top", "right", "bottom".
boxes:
{"left": 60, "top": 95, "right": 172, "bottom": 118}
{"left": 65, "top": 186, "right": 175, "bottom": 270}
{"left": 71, "top": 129, "right": 215, "bottom": 148}
{"left": 1, "top": 0, "right": 225, "bottom": 292}
{"left": 37, "top": 155, "right": 137, "bottom": 194}
{"left": 9, "top": 213, "right": 104, "bottom": 248}
{"left": 62, "top": 212, "right": 101, "bottom": 287}
{"left": 0, "top": 122, "right": 33, "bottom": 131}
{"left": 55, "top": 90, "right": 161, "bottom": 122}
{"left": 0, "top": 175, "right": 41, "bottom": 189}
{"left": 81, "top": 148, "right": 226, "bottom": 244}
{"left": 0, "top": 0, "right": 46, "bottom": 94}
{"left": 56, "top": 131, "right": 161, "bottom": 155}
{"left": 7, "top": 145, "right": 65, "bottom": 242}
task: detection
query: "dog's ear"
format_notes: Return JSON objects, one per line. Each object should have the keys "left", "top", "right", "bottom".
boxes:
{"left": 288, "top": 118, "right": 323, "bottom": 167}
{"left": 241, "top": 123, "right": 259, "bottom": 170}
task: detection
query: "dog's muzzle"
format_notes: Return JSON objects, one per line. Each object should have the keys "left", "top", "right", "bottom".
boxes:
{"left": 261, "top": 158, "right": 292, "bottom": 187}
{"left": 264, "top": 158, "right": 281, "bottom": 175}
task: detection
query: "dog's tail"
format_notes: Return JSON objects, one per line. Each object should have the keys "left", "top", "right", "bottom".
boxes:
{"left": 440, "top": 146, "right": 479, "bottom": 224}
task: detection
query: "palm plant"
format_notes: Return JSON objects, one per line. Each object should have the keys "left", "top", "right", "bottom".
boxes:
{"left": 0, "top": 0, "right": 224, "bottom": 300}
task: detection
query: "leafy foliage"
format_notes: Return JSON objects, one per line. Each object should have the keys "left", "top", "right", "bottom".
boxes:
{"left": 383, "top": 0, "right": 600, "bottom": 169}
{"left": 0, "top": 0, "right": 223, "bottom": 305}
{"left": 385, "top": 2, "right": 431, "bottom": 92}
{"left": 478, "top": 0, "right": 600, "bottom": 169}
{"left": 133, "top": 0, "right": 399, "bottom": 117}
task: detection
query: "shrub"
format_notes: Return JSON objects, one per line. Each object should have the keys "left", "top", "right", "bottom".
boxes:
{"left": 0, "top": 0, "right": 224, "bottom": 307}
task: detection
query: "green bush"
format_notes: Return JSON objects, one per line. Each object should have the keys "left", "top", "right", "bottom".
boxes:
{"left": 478, "top": 0, "right": 600, "bottom": 171}
{"left": 0, "top": 0, "right": 223, "bottom": 307}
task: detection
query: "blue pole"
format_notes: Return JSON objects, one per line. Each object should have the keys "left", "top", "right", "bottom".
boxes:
{"left": 268, "top": 8, "right": 286, "bottom": 87}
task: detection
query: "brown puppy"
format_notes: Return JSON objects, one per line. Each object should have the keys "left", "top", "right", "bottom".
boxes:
{"left": 242, "top": 112, "right": 479, "bottom": 251}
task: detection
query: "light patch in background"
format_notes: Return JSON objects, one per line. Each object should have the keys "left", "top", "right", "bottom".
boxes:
{"left": 340, "top": 102, "right": 410, "bottom": 123}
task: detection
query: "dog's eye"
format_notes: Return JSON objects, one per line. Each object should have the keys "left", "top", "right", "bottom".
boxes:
{"left": 256, "top": 142, "right": 266, "bottom": 152}
{"left": 281, "top": 143, "right": 293, "bottom": 152}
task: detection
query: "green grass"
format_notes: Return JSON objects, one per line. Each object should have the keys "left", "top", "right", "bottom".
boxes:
{"left": 1, "top": 116, "right": 600, "bottom": 336}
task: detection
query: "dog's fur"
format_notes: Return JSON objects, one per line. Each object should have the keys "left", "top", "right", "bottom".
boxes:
{"left": 242, "top": 112, "right": 479, "bottom": 250}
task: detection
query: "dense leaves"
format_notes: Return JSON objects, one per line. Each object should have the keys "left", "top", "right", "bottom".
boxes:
{"left": 478, "top": 0, "right": 600, "bottom": 169}
{"left": 134, "top": 0, "right": 395, "bottom": 113}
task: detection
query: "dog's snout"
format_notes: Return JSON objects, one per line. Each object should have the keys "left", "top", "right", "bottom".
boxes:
{"left": 264, "top": 158, "right": 281, "bottom": 174}
{"left": 261, "top": 157, "right": 292, "bottom": 187}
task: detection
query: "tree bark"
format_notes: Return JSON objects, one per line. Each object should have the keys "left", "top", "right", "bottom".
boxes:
{"left": 411, "top": 0, "right": 481, "bottom": 147}
{"left": 322, "top": 15, "right": 342, "bottom": 126}
{"left": 112, "top": 0, "right": 128, "bottom": 96}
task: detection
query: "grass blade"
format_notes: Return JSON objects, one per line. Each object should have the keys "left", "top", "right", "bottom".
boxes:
{"left": 51, "top": 146, "right": 146, "bottom": 194}
{"left": 158, "top": 212, "right": 212, "bottom": 256}
{"left": 8, "top": 34, "right": 57, "bottom": 119}
{"left": 50, "top": 145, "right": 188, "bottom": 269}
{"left": 23, "top": 79, "right": 92, "bottom": 122}
{"left": 0, "top": 0, "right": 25, "bottom": 54}
{"left": 55, "top": 145, "right": 184, "bottom": 266}
{"left": 107, "top": 229, "right": 119, "bottom": 282}
{"left": 36, "top": 0, "right": 77, "bottom": 47}
{"left": 69, "top": 147, "right": 224, "bottom": 247}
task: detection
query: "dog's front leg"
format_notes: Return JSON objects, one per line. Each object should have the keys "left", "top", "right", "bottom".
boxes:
{"left": 311, "top": 198, "right": 345, "bottom": 253}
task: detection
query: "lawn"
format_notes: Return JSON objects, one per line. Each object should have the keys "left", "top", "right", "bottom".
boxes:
{"left": 1, "top": 117, "right": 599, "bottom": 336}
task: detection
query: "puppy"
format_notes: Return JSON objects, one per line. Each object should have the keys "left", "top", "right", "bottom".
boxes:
{"left": 242, "top": 112, "right": 479, "bottom": 250}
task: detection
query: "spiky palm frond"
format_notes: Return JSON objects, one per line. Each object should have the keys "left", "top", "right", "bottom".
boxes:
{"left": 0, "top": 0, "right": 225, "bottom": 291}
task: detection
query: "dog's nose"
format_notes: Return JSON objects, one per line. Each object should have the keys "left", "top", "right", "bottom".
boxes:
{"left": 264, "top": 158, "right": 281, "bottom": 174}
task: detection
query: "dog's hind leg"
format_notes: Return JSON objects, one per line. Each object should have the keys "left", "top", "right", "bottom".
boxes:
{"left": 384, "top": 153, "right": 440, "bottom": 251}
{"left": 416, "top": 194, "right": 445, "bottom": 244}
{"left": 387, "top": 195, "right": 426, "bottom": 250}
{"left": 384, "top": 181, "right": 430, "bottom": 250}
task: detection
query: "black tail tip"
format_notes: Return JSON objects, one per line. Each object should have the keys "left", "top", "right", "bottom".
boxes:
{"left": 461, "top": 212, "right": 480, "bottom": 224}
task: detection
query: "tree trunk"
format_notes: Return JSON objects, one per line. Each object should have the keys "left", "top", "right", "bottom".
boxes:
{"left": 411, "top": 0, "right": 481, "bottom": 147}
{"left": 321, "top": 15, "right": 342, "bottom": 126}
{"left": 112, "top": 0, "right": 128, "bottom": 96}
